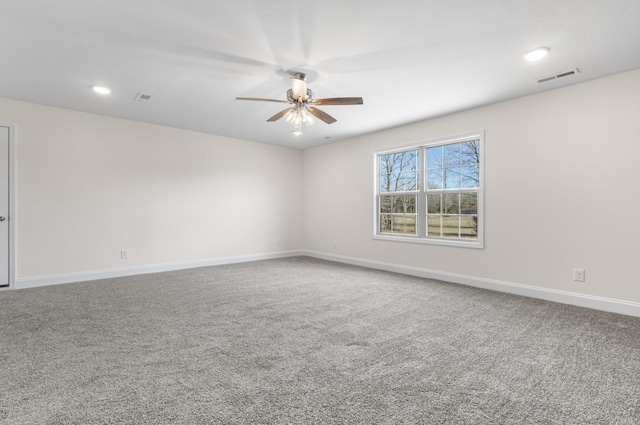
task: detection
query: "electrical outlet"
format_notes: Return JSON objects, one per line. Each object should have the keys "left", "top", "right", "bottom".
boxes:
{"left": 276, "top": 239, "right": 281, "bottom": 247}
{"left": 332, "top": 241, "right": 337, "bottom": 249}
{"left": 573, "top": 268, "right": 585, "bottom": 282}
{"left": 121, "top": 249, "right": 129, "bottom": 260}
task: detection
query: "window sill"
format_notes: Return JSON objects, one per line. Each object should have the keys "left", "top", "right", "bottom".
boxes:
{"left": 372, "top": 234, "right": 484, "bottom": 249}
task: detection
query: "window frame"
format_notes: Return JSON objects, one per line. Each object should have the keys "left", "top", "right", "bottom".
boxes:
{"left": 373, "top": 131, "right": 484, "bottom": 249}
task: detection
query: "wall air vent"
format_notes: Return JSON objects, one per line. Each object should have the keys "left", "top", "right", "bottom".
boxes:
{"left": 536, "top": 68, "right": 580, "bottom": 84}
{"left": 133, "top": 92, "right": 153, "bottom": 103}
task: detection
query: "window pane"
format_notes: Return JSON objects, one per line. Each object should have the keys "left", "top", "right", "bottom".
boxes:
{"left": 427, "top": 169, "right": 443, "bottom": 189}
{"left": 391, "top": 153, "right": 404, "bottom": 171}
{"left": 427, "top": 193, "right": 441, "bottom": 214}
{"left": 444, "top": 167, "right": 460, "bottom": 189}
{"left": 405, "top": 195, "right": 416, "bottom": 213}
{"left": 442, "top": 215, "right": 460, "bottom": 237}
{"left": 460, "top": 165, "right": 479, "bottom": 188}
{"left": 461, "top": 140, "right": 480, "bottom": 165}
{"left": 379, "top": 150, "right": 420, "bottom": 193}
{"left": 380, "top": 195, "right": 392, "bottom": 213}
{"left": 380, "top": 174, "right": 390, "bottom": 192}
{"left": 398, "top": 149, "right": 419, "bottom": 170}
{"left": 379, "top": 214, "right": 392, "bottom": 233}
{"left": 460, "top": 216, "right": 478, "bottom": 239}
{"left": 392, "top": 196, "right": 403, "bottom": 214}
{"left": 427, "top": 215, "right": 441, "bottom": 237}
{"left": 444, "top": 144, "right": 460, "bottom": 167}
{"left": 392, "top": 195, "right": 416, "bottom": 213}
{"left": 392, "top": 216, "right": 404, "bottom": 232}
{"left": 380, "top": 157, "right": 389, "bottom": 175}
{"left": 397, "top": 172, "right": 417, "bottom": 191}
{"left": 407, "top": 216, "right": 417, "bottom": 235}
{"left": 392, "top": 216, "right": 417, "bottom": 235}
{"left": 379, "top": 155, "right": 392, "bottom": 192}
{"left": 444, "top": 193, "right": 459, "bottom": 214}
{"left": 427, "top": 146, "right": 442, "bottom": 169}
{"left": 460, "top": 193, "right": 477, "bottom": 214}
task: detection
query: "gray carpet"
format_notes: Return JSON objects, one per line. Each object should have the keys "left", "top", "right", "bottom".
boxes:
{"left": 0, "top": 257, "right": 638, "bottom": 424}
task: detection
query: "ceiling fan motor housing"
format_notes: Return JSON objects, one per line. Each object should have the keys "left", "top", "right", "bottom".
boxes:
{"left": 290, "top": 73, "right": 309, "bottom": 101}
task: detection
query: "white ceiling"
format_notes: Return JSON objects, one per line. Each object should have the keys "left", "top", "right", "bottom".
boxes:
{"left": 2, "top": 1, "right": 640, "bottom": 149}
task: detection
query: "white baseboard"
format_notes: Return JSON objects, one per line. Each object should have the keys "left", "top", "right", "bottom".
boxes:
{"left": 302, "top": 250, "right": 640, "bottom": 318}
{"left": 12, "top": 249, "right": 640, "bottom": 318}
{"left": 14, "top": 250, "right": 303, "bottom": 290}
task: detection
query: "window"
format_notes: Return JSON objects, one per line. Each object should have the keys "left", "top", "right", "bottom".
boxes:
{"left": 378, "top": 149, "right": 419, "bottom": 235}
{"left": 374, "top": 132, "right": 483, "bottom": 248}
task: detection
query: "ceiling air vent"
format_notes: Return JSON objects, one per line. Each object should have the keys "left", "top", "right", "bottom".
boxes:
{"left": 133, "top": 92, "right": 153, "bottom": 103}
{"left": 536, "top": 68, "right": 580, "bottom": 84}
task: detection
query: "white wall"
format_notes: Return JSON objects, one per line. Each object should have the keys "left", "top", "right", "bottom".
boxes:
{"left": 303, "top": 69, "right": 640, "bottom": 308}
{"left": 2, "top": 70, "right": 639, "bottom": 314}
{"left": 0, "top": 98, "right": 303, "bottom": 282}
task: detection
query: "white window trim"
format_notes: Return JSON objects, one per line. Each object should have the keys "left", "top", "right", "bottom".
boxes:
{"left": 373, "top": 130, "right": 484, "bottom": 249}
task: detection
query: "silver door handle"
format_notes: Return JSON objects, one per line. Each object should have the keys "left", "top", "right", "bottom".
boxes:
{"left": 0, "top": 217, "right": 6, "bottom": 221}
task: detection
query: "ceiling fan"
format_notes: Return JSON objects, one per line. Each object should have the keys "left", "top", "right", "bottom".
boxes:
{"left": 236, "top": 72, "right": 363, "bottom": 134}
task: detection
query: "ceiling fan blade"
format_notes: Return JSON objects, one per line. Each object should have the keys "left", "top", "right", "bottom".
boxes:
{"left": 267, "top": 108, "right": 294, "bottom": 122}
{"left": 236, "top": 97, "right": 289, "bottom": 104}
{"left": 307, "top": 106, "right": 337, "bottom": 124}
{"left": 311, "top": 97, "right": 364, "bottom": 106}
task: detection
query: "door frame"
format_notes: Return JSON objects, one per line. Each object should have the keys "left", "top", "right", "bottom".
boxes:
{"left": 0, "top": 123, "right": 16, "bottom": 288}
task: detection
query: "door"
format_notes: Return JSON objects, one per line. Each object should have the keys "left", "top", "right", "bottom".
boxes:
{"left": 0, "top": 126, "right": 8, "bottom": 286}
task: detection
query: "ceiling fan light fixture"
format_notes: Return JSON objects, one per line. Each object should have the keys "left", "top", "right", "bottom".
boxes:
{"left": 284, "top": 106, "right": 314, "bottom": 128}
{"left": 284, "top": 109, "right": 296, "bottom": 123}
{"left": 290, "top": 74, "right": 308, "bottom": 101}
{"left": 300, "top": 107, "right": 313, "bottom": 126}
{"left": 524, "top": 47, "right": 550, "bottom": 61}
{"left": 303, "top": 112, "right": 314, "bottom": 126}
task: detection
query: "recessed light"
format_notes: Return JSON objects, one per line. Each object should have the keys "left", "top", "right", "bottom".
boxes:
{"left": 92, "top": 86, "right": 111, "bottom": 94}
{"left": 524, "top": 47, "right": 550, "bottom": 61}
